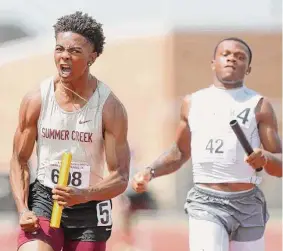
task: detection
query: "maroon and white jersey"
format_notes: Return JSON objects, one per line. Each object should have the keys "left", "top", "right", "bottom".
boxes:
{"left": 36, "top": 77, "right": 111, "bottom": 189}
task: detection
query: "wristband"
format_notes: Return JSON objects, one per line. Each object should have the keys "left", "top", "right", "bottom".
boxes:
{"left": 19, "top": 208, "right": 29, "bottom": 217}
{"left": 147, "top": 167, "right": 155, "bottom": 181}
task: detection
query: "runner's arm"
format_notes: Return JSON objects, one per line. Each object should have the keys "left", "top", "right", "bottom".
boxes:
{"left": 9, "top": 90, "right": 41, "bottom": 213}
{"left": 86, "top": 93, "right": 130, "bottom": 200}
{"left": 145, "top": 95, "right": 191, "bottom": 179}
{"left": 257, "top": 98, "right": 282, "bottom": 177}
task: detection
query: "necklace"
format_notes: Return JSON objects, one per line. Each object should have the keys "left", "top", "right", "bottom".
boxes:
{"left": 59, "top": 75, "right": 96, "bottom": 111}
{"left": 60, "top": 80, "right": 89, "bottom": 103}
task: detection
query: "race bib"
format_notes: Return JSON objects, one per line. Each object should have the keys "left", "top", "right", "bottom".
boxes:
{"left": 96, "top": 200, "right": 112, "bottom": 226}
{"left": 44, "top": 160, "right": 90, "bottom": 189}
{"left": 192, "top": 131, "right": 237, "bottom": 164}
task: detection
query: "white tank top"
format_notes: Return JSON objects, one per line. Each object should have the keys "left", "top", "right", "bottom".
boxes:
{"left": 36, "top": 77, "right": 111, "bottom": 189}
{"left": 188, "top": 85, "right": 263, "bottom": 184}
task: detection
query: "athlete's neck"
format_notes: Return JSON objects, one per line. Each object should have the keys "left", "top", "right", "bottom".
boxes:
{"left": 60, "top": 73, "right": 95, "bottom": 97}
{"left": 213, "top": 78, "right": 244, "bottom": 90}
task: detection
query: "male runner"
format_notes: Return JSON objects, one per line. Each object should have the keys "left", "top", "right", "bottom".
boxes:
{"left": 132, "top": 37, "right": 282, "bottom": 251}
{"left": 10, "top": 11, "right": 130, "bottom": 251}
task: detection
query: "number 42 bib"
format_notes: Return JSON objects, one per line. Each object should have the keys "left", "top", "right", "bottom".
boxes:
{"left": 191, "top": 130, "right": 237, "bottom": 164}
{"left": 44, "top": 160, "right": 91, "bottom": 189}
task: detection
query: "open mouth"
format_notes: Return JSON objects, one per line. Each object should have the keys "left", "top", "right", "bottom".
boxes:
{"left": 60, "top": 64, "right": 72, "bottom": 76}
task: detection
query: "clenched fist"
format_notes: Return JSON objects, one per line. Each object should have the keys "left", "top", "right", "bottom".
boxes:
{"left": 245, "top": 148, "right": 267, "bottom": 170}
{"left": 19, "top": 209, "right": 39, "bottom": 233}
{"left": 132, "top": 169, "right": 152, "bottom": 193}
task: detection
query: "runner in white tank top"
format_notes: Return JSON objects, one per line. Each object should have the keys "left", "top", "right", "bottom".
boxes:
{"left": 9, "top": 12, "right": 130, "bottom": 251}
{"left": 37, "top": 77, "right": 112, "bottom": 190}
{"left": 132, "top": 38, "right": 282, "bottom": 251}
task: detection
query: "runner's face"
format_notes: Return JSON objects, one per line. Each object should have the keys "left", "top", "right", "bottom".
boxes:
{"left": 212, "top": 40, "right": 251, "bottom": 85}
{"left": 54, "top": 32, "right": 96, "bottom": 81}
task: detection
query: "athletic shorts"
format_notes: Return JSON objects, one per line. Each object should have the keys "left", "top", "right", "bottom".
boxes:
{"left": 18, "top": 179, "right": 112, "bottom": 251}
{"left": 184, "top": 184, "right": 269, "bottom": 242}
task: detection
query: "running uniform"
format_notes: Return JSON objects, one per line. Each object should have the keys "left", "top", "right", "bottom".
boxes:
{"left": 184, "top": 85, "right": 269, "bottom": 251}
{"left": 18, "top": 77, "right": 112, "bottom": 251}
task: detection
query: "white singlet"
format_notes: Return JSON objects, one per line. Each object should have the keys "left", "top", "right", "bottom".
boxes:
{"left": 36, "top": 77, "right": 111, "bottom": 189}
{"left": 188, "top": 84, "right": 263, "bottom": 184}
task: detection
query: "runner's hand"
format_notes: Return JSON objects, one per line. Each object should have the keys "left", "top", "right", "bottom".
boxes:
{"left": 132, "top": 169, "right": 152, "bottom": 193}
{"left": 52, "top": 185, "right": 87, "bottom": 207}
{"left": 245, "top": 148, "right": 267, "bottom": 170}
{"left": 19, "top": 209, "right": 39, "bottom": 232}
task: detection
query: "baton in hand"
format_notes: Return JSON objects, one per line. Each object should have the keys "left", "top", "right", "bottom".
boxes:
{"left": 50, "top": 152, "right": 72, "bottom": 228}
{"left": 230, "top": 120, "right": 263, "bottom": 172}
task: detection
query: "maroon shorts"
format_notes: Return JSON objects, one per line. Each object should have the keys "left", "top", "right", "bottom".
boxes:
{"left": 18, "top": 217, "right": 106, "bottom": 251}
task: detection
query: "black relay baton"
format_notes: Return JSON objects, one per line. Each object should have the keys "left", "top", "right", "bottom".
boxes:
{"left": 229, "top": 120, "right": 263, "bottom": 172}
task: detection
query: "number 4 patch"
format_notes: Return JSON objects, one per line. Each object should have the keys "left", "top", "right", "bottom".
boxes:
{"left": 236, "top": 108, "right": 251, "bottom": 126}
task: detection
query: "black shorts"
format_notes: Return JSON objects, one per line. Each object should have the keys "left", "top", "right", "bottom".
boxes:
{"left": 28, "top": 179, "right": 112, "bottom": 242}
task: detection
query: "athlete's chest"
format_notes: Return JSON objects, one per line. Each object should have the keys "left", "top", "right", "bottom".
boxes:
{"left": 190, "top": 100, "right": 257, "bottom": 164}
{"left": 190, "top": 98, "right": 255, "bottom": 131}
{"left": 39, "top": 110, "right": 98, "bottom": 143}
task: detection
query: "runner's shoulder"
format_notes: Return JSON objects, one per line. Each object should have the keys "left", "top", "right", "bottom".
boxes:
{"left": 19, "top": 88, "right": 41, "bottom": 124}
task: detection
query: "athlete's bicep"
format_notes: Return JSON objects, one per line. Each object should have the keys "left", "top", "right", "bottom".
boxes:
{"left": 175, "top": 95, "right": 191, "bottom": 159}
{"left": 12, "top": 90, "right": 41, "bottom": 164}
{"left": 257, "top": 98, "right": 282, "bottom": 153}
{"left": 103, "top": 94, "right": 130, "bottom": 180}
{"left": 10, "top": 89, "right": 41, "bottom": 211}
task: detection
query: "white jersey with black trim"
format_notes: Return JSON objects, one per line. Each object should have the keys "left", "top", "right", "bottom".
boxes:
{"left": 188, "top": 84, "right": 263, "bottom": 184}
{"left": 36, "top": 77, "right": 111, "bottom": 189}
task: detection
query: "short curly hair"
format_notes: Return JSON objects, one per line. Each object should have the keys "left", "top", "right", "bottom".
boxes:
{"left": 53, "top": 11, "right": 105, "bottom": 57}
